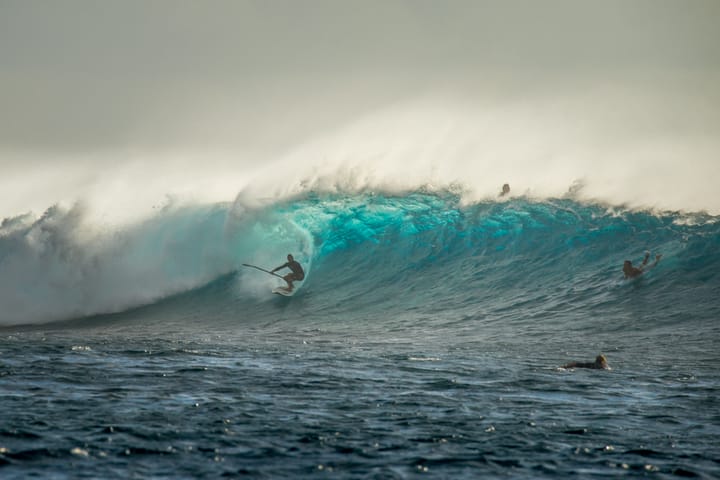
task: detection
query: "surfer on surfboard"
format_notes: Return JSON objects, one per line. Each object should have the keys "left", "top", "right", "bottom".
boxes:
{"left": 271, "top": 254, "right": 305, "bottom": 292}
{"left": 623, "top": 251, "right": 662, "bottom": 279}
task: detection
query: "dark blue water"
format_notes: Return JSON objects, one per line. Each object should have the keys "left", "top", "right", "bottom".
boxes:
{"left": 2, "top": 193, "right": 719, "bottom": 478}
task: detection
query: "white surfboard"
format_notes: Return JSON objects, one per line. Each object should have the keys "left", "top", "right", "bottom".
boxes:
{"left": 272, "top": 286, "right": 294, "bottom": 296}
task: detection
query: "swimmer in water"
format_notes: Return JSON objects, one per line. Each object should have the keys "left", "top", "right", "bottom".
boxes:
{"left": 562, "top": 354, "right": 609, "bottom": 370}
{"left": 623, "top": 251, "right": 662, "bottom": 279}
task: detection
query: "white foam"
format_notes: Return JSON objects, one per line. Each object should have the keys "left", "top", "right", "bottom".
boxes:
{"left": 2, "top": 86, "right": 718, "bottom": 226}
{"left": 238, "top": 95, "right": 719, "bottom": 215}
{"left": 0, "top": 203, "right": 237, "bottom": 326}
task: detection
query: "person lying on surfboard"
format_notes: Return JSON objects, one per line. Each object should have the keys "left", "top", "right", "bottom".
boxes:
{"left": 562, "top": 354, "right": 609, "bottom": 370}
{"left": 623, "top": 251, "right": 662, "bottom": 279}
{"left": 271, "top": 254, "right": 305, "bottom": 292}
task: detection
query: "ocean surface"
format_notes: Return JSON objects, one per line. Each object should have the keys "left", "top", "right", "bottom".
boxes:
{"left": 1, "top": 192, "right": 719, "bottom": 479}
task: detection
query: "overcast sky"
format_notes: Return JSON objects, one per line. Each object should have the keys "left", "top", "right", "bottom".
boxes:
{"left": 1, "top": 0, "right": 718, "bottom": 154}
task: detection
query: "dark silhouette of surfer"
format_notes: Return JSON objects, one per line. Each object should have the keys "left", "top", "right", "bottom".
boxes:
{"left": 271, "top": 254, "right": 305, "bottom": 292}
{"left": 499, "top": 183, "right": 510, "bottom": 197}
{"left": 562, "top": 354, "right": 609, "bottom": 370}
{"left": 623, "top": 251, "right": 662, "bottom": 279}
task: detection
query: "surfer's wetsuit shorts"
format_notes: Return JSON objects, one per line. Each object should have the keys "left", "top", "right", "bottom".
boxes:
{"left": 288, "top": 271, "right": 305, "bottom": 281}
{"left": 285, "top": 261, "right": 304, "bottom": 281}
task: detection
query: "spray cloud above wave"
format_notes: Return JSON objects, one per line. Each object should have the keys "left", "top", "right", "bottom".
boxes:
{"left": 239, "top": 90, "right": 719, "bottom": 215}
{"left": 3, "top": 85, "right": 719, "bottom": 226}
{"left": 1, "top": 2, "right": 719, "bottom": 222}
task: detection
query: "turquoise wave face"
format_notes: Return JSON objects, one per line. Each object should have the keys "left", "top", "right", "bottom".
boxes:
{"left": 264, "top": 193, "right": 716, "bottom": 283}
{"left": 242, "top": 193, "right": 718, "bottom": 331}
{"left": 2, "top": 192, "right": 719, "bottom": 327}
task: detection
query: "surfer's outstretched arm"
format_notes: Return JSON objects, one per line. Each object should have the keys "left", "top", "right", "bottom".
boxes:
{"left": 640, "top": 251, "right": 651, "bottom": 267}
{"left": 646, "top": 254, "right": 662, "bottom": 270}
{"left": 271, "top": 262, "right": 288, "bottom": 274}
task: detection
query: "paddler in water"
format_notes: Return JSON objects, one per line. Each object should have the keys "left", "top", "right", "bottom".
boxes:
{"left": 623, "top": 251, "right": 662, "bottom": 279}
{"left": 271, "top": 254, "right": 305, "bottom": 292}
{"left": 562, "top": 354, "right": 609, "bottom": 370}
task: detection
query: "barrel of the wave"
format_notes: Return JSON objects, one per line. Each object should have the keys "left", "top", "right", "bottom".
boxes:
{"left": 242, "top": 254, "right": 305, "bottom": 296}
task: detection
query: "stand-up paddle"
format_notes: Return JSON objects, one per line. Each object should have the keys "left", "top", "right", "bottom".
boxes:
{"left": 241, "top": 263, "right": 285, "bottom": 279}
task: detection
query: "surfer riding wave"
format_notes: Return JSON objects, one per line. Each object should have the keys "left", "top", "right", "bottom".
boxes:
{"left": 271, "top": 254, "right": 305, "bottom": 292}
{"left": 623, "top": 251, "right": 662, "bottom": 279}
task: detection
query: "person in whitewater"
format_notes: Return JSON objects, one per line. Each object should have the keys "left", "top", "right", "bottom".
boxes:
{"left": 271, "top": 254, "right": 305, "bottom": 292}
{"left": 499, "top": 183, "right": 511, "bottom": 197}
{"left": 562, "top": 354, "right": 610, "bottom": 370}
{"left": 623, "top": 251, "right": 662, "bottom": 279}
